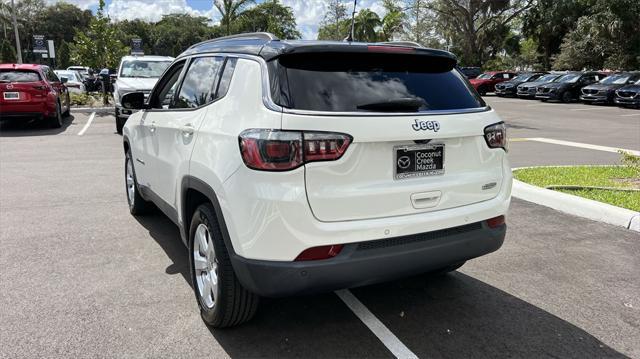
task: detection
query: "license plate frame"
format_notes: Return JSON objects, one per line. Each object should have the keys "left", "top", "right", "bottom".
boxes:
{"left": 3, "top": 92, "right": 19, "bottom": 100}
{"left": 394, "top": 144, "right": 445, "bottom": 180}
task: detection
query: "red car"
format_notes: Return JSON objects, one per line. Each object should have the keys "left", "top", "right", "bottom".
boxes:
{"left": 469, "top": 71, "right": 517, "bottom": 96}
{"left": 0, "top": 63, "right": 70, "bottom": 128}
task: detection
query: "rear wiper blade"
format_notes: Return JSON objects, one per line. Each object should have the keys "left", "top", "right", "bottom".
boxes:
{"left": 356, "top": 98, "right": 427, "bottom": 112}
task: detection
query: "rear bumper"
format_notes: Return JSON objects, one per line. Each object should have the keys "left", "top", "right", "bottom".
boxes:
{"left": 231, "top": 222, "right": 506, "bottom": 297}
{"left": 0, "top": 112, "right": 45, "bottom": 121}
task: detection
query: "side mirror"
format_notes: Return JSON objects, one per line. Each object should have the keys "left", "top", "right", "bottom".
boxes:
{"left": 60, "top": 77, "right": 68, "bottom": 84}
{"left": 121, "top": 92, "right": 147, "bottom": 110}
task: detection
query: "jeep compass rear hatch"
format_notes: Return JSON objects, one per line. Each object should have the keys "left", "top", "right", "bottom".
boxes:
{"left": 271, "top": 46, "right": 505, "bottom": 222}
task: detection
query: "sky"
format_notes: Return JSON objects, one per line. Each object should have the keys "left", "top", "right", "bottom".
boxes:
{"left": 44, "top": 0, "right": 387, "bottom": 40}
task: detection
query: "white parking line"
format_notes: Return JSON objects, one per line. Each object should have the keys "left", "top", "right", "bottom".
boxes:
{"left": 524, "top": 137, "right": 640, "bottom": 156}
{"left": 336, "top": 289, "right": 418, "bottom": 359}
{"left": 620, "top": 113, "right": 640, "bottom": 117}
{"left": 77, "top": 112, "right": 96, "bottom": 136}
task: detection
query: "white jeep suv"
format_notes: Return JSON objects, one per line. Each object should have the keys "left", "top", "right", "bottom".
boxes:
{"left": 121, "top": 33, "right": 512, "bottom": 327}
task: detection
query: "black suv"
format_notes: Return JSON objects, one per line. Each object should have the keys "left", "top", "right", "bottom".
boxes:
{"left": 516, "top": 73, "right": 562, "bottom": 99}
{"left": 580, "top": 72, "right": 640, "bottom": 105}
{"left": 614, "top": 79, "right": 640, "bottom": 108}
{"left": 495, "top": 72, "right": 546, "bottom": 97}
{"left": 535, "top": 72, "right": 606, "bottom": 102}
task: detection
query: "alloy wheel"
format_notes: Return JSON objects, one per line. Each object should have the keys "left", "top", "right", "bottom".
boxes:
{"left": 193, "top": 223, "right": 218, "bottom": 309}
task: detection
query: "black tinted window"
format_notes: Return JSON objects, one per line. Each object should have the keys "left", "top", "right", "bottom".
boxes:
{"left": 215, "top": 58, "right": 237, "bottom": 99}
{"left": 174, "top": 56, "right": 224, "bottom": 109}
{"left": 0, "top": 70, "right": 41, "bottom": 82}
{"left": 274, "top": 53, "right": 483, "bottom": 112}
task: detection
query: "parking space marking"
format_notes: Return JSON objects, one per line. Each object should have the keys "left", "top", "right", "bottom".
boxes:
{"left": 335, "top": 289, "right": 418, "bottom": 359}
{"left": 524, "top": 137, "right": 640, "bottom": 155}
{"left": 77, "top": 112, "right": 96, "bottom": 136}
{"left": 620, "top": 113, "right": 640, "bottom": 117}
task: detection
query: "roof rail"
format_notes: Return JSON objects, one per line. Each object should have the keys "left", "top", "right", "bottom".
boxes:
{"left": 188, "top": 32, "right": 279, "bottom": 50}
{"left": 377, "top": 41, "right": 424, "bottom": 48}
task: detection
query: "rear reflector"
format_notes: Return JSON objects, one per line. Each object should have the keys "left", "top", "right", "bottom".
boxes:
{"left": 486, "top": 215, "right": 505, "bottom": 228}
{"left": 295, "top": 245, "right": 343, "bottom": 261}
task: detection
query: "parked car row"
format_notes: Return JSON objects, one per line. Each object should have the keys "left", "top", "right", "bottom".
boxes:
{"left": 468, "top": 69, "right": 640, "bottom": 108}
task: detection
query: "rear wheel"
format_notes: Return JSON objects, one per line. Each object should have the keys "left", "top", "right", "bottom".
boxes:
{"left": 561, "top": 91, "right": 573, "bottom": 103}
{"left": 478, "top": 87, "right": 487, "bottom": 96}
{"left": 190, "top": 203, "right": 258, "bottom": 328}
{"left": 49, "top": 101, "right": 63, "bottom": 128}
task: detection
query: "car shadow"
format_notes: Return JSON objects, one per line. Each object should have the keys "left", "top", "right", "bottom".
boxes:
{"left": 135, "top": 213, "right": 625, "bottom": 358}
{"left": 0, "top": 114, "right": 75, "bottom": 137}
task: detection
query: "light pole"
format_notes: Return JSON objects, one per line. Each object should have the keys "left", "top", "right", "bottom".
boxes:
{"left": 11, "top": 0, "right": 22, "bottom": 63}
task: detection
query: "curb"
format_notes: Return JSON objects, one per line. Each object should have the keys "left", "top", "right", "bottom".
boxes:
{"left": 71, "top": 107, "right": 113, "bottom": 113}
{"left": 511, "top": 172, "right": 640, "bottom": 232}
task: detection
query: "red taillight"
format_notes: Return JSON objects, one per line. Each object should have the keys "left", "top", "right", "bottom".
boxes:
{"left": 484, "top": 122, "right": 508, "bottom": 151}
{"left": 239, "top": 129, "right": 352, "bottom": 171}
{"left": 486, "top": 215, "right": 505, "bottom": 228}
{"left": 295, "top": 245, "right": 343, "bottom": 261}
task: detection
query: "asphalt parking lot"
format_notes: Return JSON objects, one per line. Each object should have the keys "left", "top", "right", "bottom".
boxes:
{"left": 1, "top": 99, "right": 639, "bottom": 358}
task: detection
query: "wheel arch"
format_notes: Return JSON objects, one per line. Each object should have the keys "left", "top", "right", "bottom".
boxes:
{"left": 180, "top": 176, "right": 236, "bottom": 255}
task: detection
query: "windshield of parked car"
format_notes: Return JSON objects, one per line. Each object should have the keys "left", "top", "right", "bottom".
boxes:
{"left": 0, "top": 70, "right": 41, "bottom": 82}
{"left": 556, "top": 74, "right": 581, "bottom": 83}
{"left": 535, "top": 74, "right": 561, "bottom": 83}
{"left": 599, "top": 74, "right": 631, "bottom": 85}
{"left": 119, "top": 60, "right": 171, "bottom": 78}
{"left": 55, "top": 71, "right": 79, "bottom": 82}
{"left": 274, "top": 52, "right": 485, "bottom": 112}
{"left": 476, "top": 73, "right": 492, "bottom": 79}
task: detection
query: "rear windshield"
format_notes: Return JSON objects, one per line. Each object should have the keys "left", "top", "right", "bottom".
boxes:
{"left": 271, "top": 52, "right": 484, "bottom": 112}
{"left": 0, "top": 70, "right": 41, "bottom": 83}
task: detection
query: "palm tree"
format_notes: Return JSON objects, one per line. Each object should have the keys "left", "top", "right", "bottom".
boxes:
{"left": 354, "top": 9, "right": 382, "bottom": 42}
{"left": 213, "top": 0, "right": 254, "bottom": 36}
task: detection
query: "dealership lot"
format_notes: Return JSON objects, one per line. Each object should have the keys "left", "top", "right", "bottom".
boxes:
{"left": 1, "top": 101, "right": 639, "bottom": 358}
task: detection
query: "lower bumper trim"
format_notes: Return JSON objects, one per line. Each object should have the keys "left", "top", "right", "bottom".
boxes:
{"left": 230, "top": 222, "right": 506, "bottom": 297}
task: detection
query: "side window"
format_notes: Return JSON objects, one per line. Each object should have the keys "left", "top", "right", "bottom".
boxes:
{"left": 44, "top": 68, "right": 59, "bottom": 82}
{"left": 150, "top": 60, "right": 185, "bottom": 109}
{"left": 503, "top": 73, "right": 510, "bottom": 79}
{"left": 214, "top": 58, "right": 237, "bottom": 99}
{"left": 173, "top": 56, "right": 224, "bottom": 109}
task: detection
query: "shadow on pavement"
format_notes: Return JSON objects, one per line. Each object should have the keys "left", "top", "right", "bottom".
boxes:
{"left": 0, "top": 114, "right": 75, "bottom": 136}
{"left": 134, "top": 212, "right": 624, "bottom": 358}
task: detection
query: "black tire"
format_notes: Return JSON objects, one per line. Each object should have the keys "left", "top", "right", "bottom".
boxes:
{"left": 478, "top": 87, "right": 487, "bottom": 96}
{"left": 49, "top": 101, "right": 63, "bottom": 128}
{"left": 125, "top": 150, "right": 152, "bottom": 215}
{"left": 540, "top": 99, "right": 547, "bottom": 102}
{"left": 116, "top": 115, "right": 125, "bottom": 135}
{"left": 189, "top": 203, "right": 259, "bottom": 328}
{"left": 561, "top": 91, "right": 573, "bottom": 103}
{"left": 62, "top": 94, "right": 71, "bottom": 117}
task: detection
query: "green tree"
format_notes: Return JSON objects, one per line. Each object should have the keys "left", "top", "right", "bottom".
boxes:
{"left": 553, "top": 0, "right": 640, "bottom": 70}
{"left": 522, "top": 0, "right": 593, "bottom": 70}
{"left": 38, "top": 3, "right": 92, "bottom": 45}
{"left": 151, "top": 14, "right": 217, "bottom": 57}
{"left": 353, "top": 8, "right": 382, "bottom": 42}
{"left": 57, "top": 40, "right": 71, "bottom": 69}
{"left": 234, "top": 0, "right": 301, "bottom": 39}
{"left": 403, "top": 0, "right": 436, "bottom": 46}
{"left": 115, "top": 19, "right": 154, "bottom": 54}
{"left": 0, "top": 39, "right": 17, "bottom": 63}
{"left": 380, "top": 0, "right": 405, "bottom": 41}
{"left": 70, "top": 0, "right": 129, "bottom": 69}
{"left": 214, "top": 0, "right": 254, "bottom": 36}
{"left": 318, "top": 0, "right": 349, "bottom": 40}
